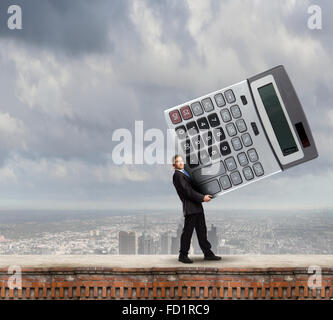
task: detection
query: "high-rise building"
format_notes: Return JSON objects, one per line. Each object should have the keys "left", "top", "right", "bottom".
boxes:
{"left": 160, "top": 232, "right": 171, "bottom": 254}
{"left": 208, "top": 224, "right": 218, "bottom": 254}
{"left": 170, "top": 224, "right": 183, "bottom": 254}
{"left": 171, "top": 235, "right": 179, "bottom": 254}
{"left": 118, "top": 231, "right": 137, "bottom": 254}
{"left": 138, "top": 232, "right": 158, "bottom": 254}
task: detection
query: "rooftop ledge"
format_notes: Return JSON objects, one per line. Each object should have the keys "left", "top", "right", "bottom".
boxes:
{"left": 0, "top": 255, "right": 332, "bottom": 299}
{"left": 0, "top": 255, "right": 332, "bottom": 272}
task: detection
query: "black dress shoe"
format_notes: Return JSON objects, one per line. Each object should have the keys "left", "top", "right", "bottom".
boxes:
{"left": 178, "top": 255, "right": 193, "bottom": 263}
{"left": 204, "top": 255, "right": 222, "bottom": 261}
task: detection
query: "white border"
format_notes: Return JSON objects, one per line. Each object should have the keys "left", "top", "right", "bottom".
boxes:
{"left": 250, "top": 75, "right": 304, "bottom": 165}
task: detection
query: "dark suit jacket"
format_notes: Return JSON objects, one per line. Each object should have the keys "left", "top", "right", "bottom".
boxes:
{"left": 173, "top": 169, "right": 205, "bottom": 216}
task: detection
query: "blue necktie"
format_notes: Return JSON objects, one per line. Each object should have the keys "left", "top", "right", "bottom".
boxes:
{"left": 182, "top": 169, "right": 190, "bottom": 178}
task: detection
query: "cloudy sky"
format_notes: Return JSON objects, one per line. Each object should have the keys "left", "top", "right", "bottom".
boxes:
{"left": 0, "top": 0, "right": 332, "bottom": 212}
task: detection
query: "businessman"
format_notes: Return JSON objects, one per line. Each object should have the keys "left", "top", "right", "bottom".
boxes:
{"left": 172, "top": 154, "right": 221, "bottom": 263}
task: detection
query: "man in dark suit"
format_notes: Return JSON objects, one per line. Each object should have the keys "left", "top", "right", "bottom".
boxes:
{"left": 172, "top": 154, "right": 222, "bottom": 263}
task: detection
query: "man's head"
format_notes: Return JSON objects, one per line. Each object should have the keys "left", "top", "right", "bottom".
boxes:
{"left": 172, "top": 154, "right": 184, "bottom": 170}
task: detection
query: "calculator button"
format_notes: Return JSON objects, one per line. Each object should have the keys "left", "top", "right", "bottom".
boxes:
{"left": 242, "top": 166, "right": 254, "bottom": 180}
{"left": 193, "top": 161, "right": 226, "bottom": 183}
{"left": 190, "top": 102, "right": 204, "bottom": 116}
{"left": 202, "top": 131, "right": 214, "bottom": 146}
{"left": 247, "top": 148, "right": 258, "bottom": 162}
{"left": 230, "top": 171, "right": 242, "bottom": 185}
{"left": 236, "top": 119, "right": 247, "bottom": 133}
{"left": 241, "top": 133, "right": 253, "bottom": 147}
{"left": 230, "top": 105, "right": 242, "bottom": 119}
{"left": 201, "top": 98, "right": 214, "bottom": 112}
{"left": 220, "top": 108, "right": 232, "bottom": 122}
{"left": 237, "top": 152, "right": 249, "bottom": 166}
{"left": 169, "top": 110, "right": 181, "bottom": 124}
{"left": 186, "top": 121, "right": 199, "bottom": 136}
{"left": 225, "top": 156, "right": 237, "bottom": 171}
{"left": 200, "top": 179, "right": 221, "bottom": 195}
{"left": 186, "top": 153, "right": 200, "bottom": 168}
{"left": 214, "top": 93, "right": 226, "bottom": 107}
{"left": 231, "top": 137, "right": 243, "bottom": 151}
{"left": 208, "top": 145, "right": 220, "bottom": 160}
{"left": 180, "top": 139, "right": 193, "bottom": 154}
{"left": 226, "top": 123, "right": 237, "bottom": 137}
{"left": 197, "top": 117, "right": 210, "bottom": 130}
{"left": 175, "top": 125, "right": 187, "bottom": 139}
{"left": 213, "top": 127, "right": 226, "bottom": 142}
{"left": 207, "top": 113, "right": 220, "bottom": 127}
{"left": 219, "top": 175, "right": 232, "bottom": 190}
{"left": 191, "top": 135, "right": 203, "bottom": 150}
{"left": 180, "top": 105, "right": 193, "bottom": 120}
{"left": 224, "top": 89, "right": 236, "bottom": 103}
{"left": 253, "top": 162, "right": 264, "bottom": 176}
{"left": 198, "top": 149, "right": 211, "bottom": 165}
{"left": 220, "top": 141, "right": 231, "bottom": 156}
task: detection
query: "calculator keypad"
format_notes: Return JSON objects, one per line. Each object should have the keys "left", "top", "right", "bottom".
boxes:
{"left": 167, "top": 87, "right": 267, "bottom": 196}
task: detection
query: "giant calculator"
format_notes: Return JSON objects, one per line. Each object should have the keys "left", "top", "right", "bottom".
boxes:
{"left": 164, "top": 65, "right": 318, "bottom": 197}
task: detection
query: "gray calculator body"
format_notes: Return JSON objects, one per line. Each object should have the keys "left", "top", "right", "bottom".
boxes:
{"left": 164, "top": 65, "right": 318, "bottom": 198}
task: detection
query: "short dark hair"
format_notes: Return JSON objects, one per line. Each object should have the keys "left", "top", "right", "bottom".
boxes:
{"left": 172, "top": 154, "right": 182, "bottom": 166}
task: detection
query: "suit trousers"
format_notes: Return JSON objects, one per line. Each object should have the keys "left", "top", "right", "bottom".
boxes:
{"left": 179, "top": 212, "right": 213, "bottom": 256}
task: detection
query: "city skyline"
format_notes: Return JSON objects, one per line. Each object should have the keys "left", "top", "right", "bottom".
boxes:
{"left": 0, "top": 209, "right": 332, "bottom": 255}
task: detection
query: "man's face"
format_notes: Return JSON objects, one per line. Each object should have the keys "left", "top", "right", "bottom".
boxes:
{"left": 174, "top": 156, "right": 184, "bottom": 170}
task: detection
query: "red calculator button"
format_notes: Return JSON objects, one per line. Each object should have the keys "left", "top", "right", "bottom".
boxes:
{"left": 169, "top": 110, "right": 182, "bottom": 124}
{"left": 180, "top": 105, "right": 193, "bottom": 120}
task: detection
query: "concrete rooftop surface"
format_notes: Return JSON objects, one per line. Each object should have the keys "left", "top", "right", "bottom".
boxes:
{"left": 0, "top": 255, "right": 332, "bottom": 269}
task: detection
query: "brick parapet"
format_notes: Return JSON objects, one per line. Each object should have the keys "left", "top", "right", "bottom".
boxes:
{"left": 0, "top": 265, "right": 332, "bottom": 300}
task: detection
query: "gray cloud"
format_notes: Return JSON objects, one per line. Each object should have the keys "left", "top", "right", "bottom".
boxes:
{"left": 0, "top": 0, "right": 132, "bottom": 55}
{"left": 0, "top": 0, "right": 332, "bottom": 210}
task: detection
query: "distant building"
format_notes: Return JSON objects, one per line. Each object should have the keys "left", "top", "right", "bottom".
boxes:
{"left": 170, "top": 236, "right": 179, "bottom": 254}
{"left": 170, "top": 224, "right": 183, "bottom": 254}
{"left": 118, "top": 231, "right": 137, "bottom": 254}
{"left": 160, "top": 232, "right": 171, "bottom": 254}
{"left": 208, "top": 224, "right": 218, "bottom": 254}
{"left": 138, "top": 232, "right": 158, "bottom": 254}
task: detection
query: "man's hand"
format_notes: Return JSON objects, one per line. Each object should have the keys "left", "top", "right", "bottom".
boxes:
{"left": 203, "top": 195, "right": 212, "bottom": 202}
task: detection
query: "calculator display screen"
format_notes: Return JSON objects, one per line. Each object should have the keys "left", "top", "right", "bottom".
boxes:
{"left": 258, "top": 83, "right": 298, "bottom": 156}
